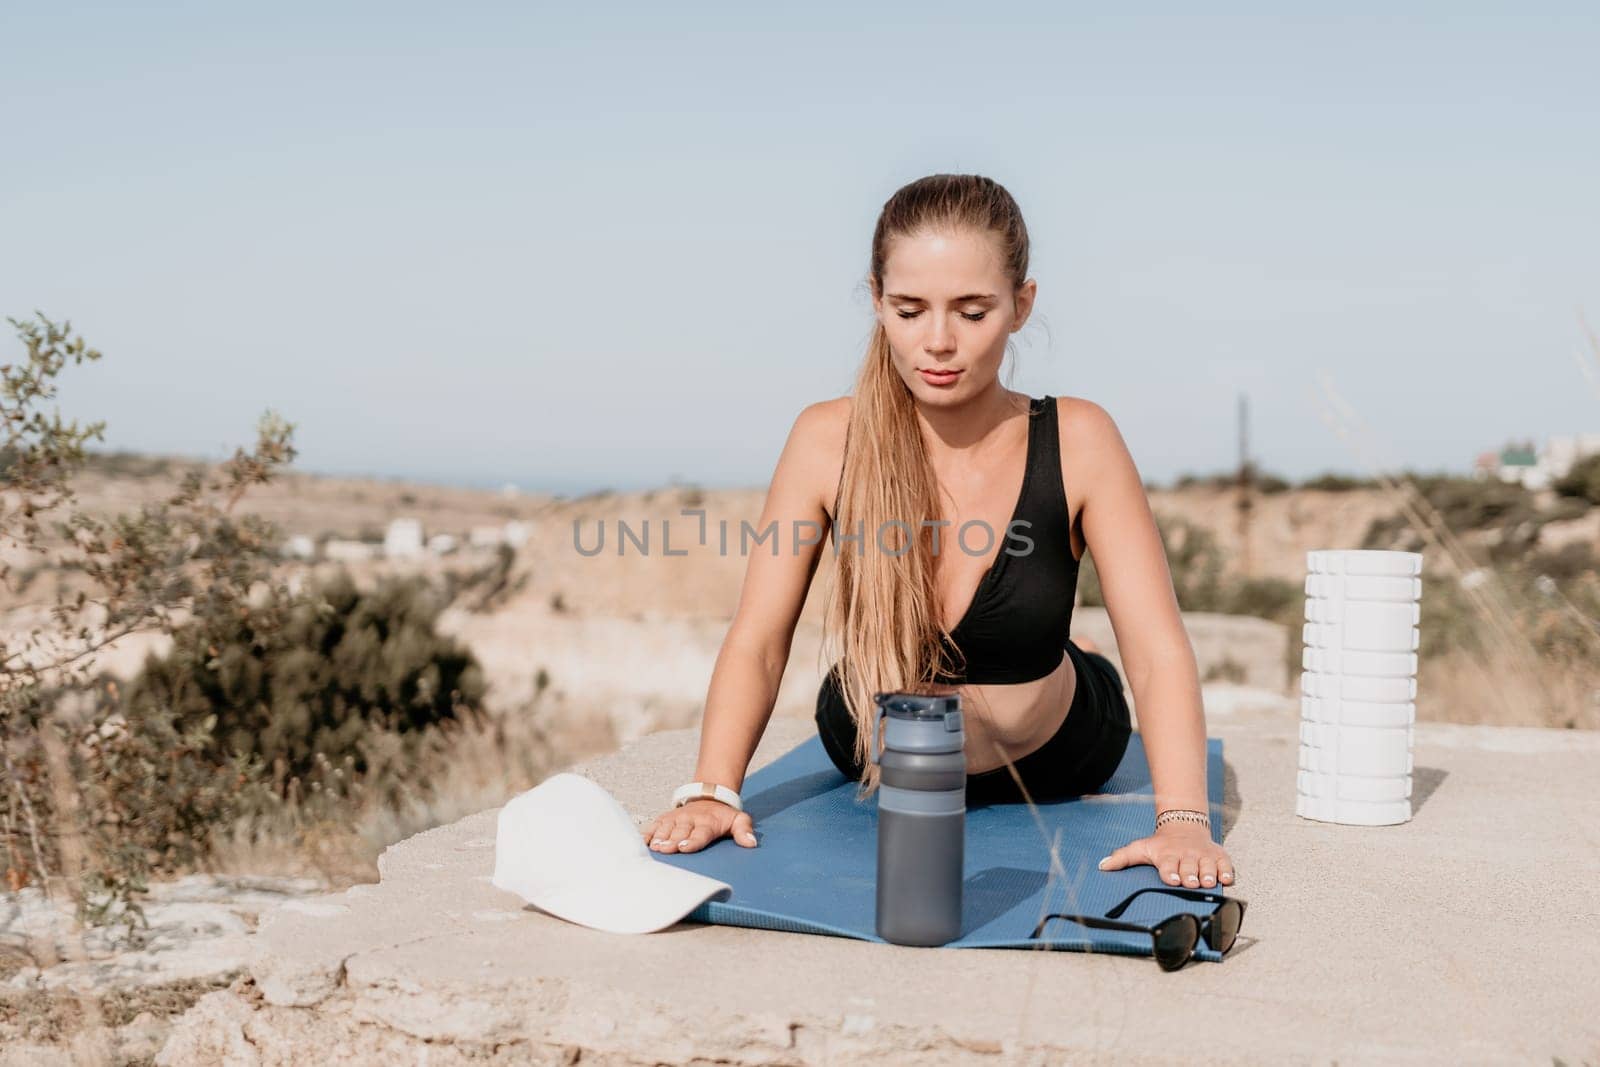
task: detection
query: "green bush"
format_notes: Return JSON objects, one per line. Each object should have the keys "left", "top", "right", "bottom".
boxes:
{"left": 1079, "top": 515, "right": 1304, "bottom": 682}
{"left": 1203, "top": 656, "right": 1248, "bottom": 683}
{"left": 72, "top": 688, "right": 264, "bottom": 909}
{"left": 1157, "top": 516, "right": 1226, "bottom": 611}
{"left": 1298, "top": 472, "right": 1379, "bottom": 492}
{"left": 1, "top": 312, "right": 310, "bottom": 932}
{"left": 1361, "top": 475, "right": 1544, "bottom": 554}
{"left": 1524, "top": 541, "right": 1599, "bottom": 584}
{"left": 1554, "top": 454, "right": 1600, "bottom": 506}
{"left": 1256, "top": 473, "right": 1292, "bottom": 494}
{"left": 1213, "top": 575, "right": 1302, "bottom": 620}
{"left": 1079, "top": 517, "right": 1299, "bottom": 618}
{"left": 82, "top": 448, "right": 181, "bottom": 479}
{"left": 1169, "top": 472, "right": 1235, "bottom": 491}
{"left": 442, "top": 542, "right": 527, "bottom": 613}
{"left": 113, "top": 568, "right": 487, "bottom": 790}
{"left": 1414, "top": 573, "right": 1484, "bottom": 659}
{"left": 1164, "top": 468, "right": 1289, "bottom": 494}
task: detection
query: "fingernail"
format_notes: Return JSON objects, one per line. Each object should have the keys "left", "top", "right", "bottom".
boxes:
{"left": 679, "top": 840, "right": 691, "bottom": 847}
{"left": 1096, "top": 858, "right": 1109, "bottom": 869}
{"left": 1168, "top": 873, "right": 1180, "bottom": 883}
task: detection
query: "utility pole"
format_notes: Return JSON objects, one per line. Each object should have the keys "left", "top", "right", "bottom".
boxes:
{"left": 1236, "top": 392, "right": 1254, "bottom": 578}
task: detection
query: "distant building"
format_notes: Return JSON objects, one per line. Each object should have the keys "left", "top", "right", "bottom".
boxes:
{"left": 1477, "top": 434, "right": 1600, "bottom": 490}
{"left": 427, "top": 533, "right": 458, "bottom": 556}
{"left": 384, "top": 518, "right": 426, "bottom": 559}
{"left": 285, "top": 534, "right": 316, "bottom": 560}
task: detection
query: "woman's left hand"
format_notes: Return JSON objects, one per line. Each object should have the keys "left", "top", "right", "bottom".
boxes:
{"left": 1096, "top": 822, "right": 1237, "bottom": 888}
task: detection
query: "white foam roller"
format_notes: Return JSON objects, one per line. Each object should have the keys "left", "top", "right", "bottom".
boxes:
{"left": 1299, "top": 720, "right": 1413, "bottom": 747}
{"left": 1297, "top": 768, "right": 1412, "bottom": 802}
{"left": 1299, "top": 743, "right": 1414, "bottom": 777}
{"left": 1296, "top": 792, "right": 1412, "bottom": 826}
{"left": 1303, "top": 647, "right": 1419, "bottom": 677}
{"left": 1304, "top": 597, "right": 1421, "bottom": 646}
{"left": 1306, "top": 549, "right": 1423, "bottom": 577}
{"left": 1301, "top": 695, "right": 1416, "bottom": 727}
{"left": 1304, "top": 574, "right": 1422, "bottom": 603}
{"left": 1299, "top": 739, "right": 1414, "bottom": 771}
{"left": 1301, "top": 671, "right": 1417, "bottom": 702}
{"left": 1303, "top": 621, "right": 1420, "bottom": 653}
{"left": 1300, "top": 720, "right": 1413, "bottom": 750}
{"left": 1305, "top": 597, "right": 1421, "bottom": 627}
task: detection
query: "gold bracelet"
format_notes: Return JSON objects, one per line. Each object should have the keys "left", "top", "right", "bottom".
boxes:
{"left": 1155, "top": 808, "right": 1210, "bottom": 830}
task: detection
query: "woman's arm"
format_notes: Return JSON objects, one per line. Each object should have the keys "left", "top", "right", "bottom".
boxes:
{"left": 1072, "top": 399, "right": 1207, "bottom": 813}
{"left": 689, "top": 399, "right": 842, "bottom": 794}
{"left": 1070, "top": 400, "right": 1236, "bottom": 888}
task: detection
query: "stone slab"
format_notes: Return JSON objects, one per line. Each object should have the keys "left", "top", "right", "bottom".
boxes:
{"left": 159, "top": 701, "right": 1600, "bottom": 1065}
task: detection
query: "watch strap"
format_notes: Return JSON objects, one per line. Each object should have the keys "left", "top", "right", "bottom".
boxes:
{"left": 671, "top": 781, "right": 743, "bottom": 813}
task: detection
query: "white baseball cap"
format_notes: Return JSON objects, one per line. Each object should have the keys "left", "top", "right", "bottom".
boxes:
{"left": 492, "top": 772, "right": 733, "bottom": 934}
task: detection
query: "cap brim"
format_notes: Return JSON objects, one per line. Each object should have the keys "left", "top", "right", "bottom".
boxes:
{"left": 498, "top": 854, "right": 732, "bottom": 935}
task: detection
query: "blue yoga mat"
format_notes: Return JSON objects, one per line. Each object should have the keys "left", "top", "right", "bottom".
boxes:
{"left": 652, "top": 731, "right": 1230, "bottom": 961}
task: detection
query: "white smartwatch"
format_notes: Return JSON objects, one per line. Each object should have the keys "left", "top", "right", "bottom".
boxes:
{"left": 671, "top": 781, "right": 743, "bottom": 813}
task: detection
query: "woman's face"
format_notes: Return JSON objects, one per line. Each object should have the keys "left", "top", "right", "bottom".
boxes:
{"left": 873, "top": 227, "right": 1036, "bottom": 405}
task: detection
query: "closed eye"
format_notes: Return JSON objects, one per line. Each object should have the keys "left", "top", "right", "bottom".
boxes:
{"left": 897, "top": 310, "right": 987, "bottom": 322}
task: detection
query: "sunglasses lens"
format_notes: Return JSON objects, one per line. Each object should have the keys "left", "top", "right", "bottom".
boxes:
{"left": 1153, "top": 915, "right": 1199, "bottom": 971}
{"left": 1211, "top": 900, "right": 1243, "bottom": 953}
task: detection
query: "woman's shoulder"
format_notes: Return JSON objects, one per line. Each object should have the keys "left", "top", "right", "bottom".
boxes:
{"left": 1052, "top": 394, "right": 1122, "bottom": 451}
{"left": 1051, "top": 395, "right": 1132, "bottom": 506}
{"left": 790, "top": 395, "right": 853, "bottom": 454}
{"left": 798, "top": 394, "right": 852, "bottom": 427}
{"left": 786, "top": 396, "right": 852, "bottom": 520}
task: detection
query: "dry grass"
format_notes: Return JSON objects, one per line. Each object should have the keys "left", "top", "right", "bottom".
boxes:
{"left": 1421, "top": 647, "right": 1599, "bottom": 730}
{"left": 0, "top": 692, "right": 624, "bottom": 1064}
{"left": 205, "top": 691, "right": 622, "bottom": 885}
{"left": 0, "top": 975, "right": 231, "bottom": 1043}
{"left": 1316, "top": 352, "right": 1600, "bottom": 733}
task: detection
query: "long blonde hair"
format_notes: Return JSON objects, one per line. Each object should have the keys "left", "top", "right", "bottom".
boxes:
{"left": 823, "top": 174, "right": 1033, "bottom": 798}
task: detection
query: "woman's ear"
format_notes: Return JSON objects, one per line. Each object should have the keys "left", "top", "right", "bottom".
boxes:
{"left": 1012, "top": 278, "right": 1038, "bottom": 331}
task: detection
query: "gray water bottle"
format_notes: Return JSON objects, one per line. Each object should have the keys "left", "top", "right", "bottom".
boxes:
{"left": 872, "top": 689, "right": 966, "bottom": 946}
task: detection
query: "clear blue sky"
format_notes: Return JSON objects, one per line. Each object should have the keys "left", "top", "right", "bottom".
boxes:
{"left": 4, "top": 2, "right": 1597, "bottom": 493}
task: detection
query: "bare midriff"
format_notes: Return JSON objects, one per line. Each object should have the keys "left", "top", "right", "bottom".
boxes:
{"left": 820, "top": 392, "right": 1089, "bottom": 778}
{"left": 952, "top": 648, "right": 1078, "bottom": 774}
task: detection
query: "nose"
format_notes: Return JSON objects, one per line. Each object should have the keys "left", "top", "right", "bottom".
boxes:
{"left": 924, "top": 315, "right": 956, "bottom": 355}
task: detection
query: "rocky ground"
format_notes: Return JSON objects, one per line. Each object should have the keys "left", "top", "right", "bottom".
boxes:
{"left": 0, "top": 876, "right": 326, "bottom": 1065}
{"left": 151, "top": 704, "right": 1600, "bottom": 1065}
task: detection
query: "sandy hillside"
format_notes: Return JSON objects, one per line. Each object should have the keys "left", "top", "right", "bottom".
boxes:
{"left": 11, "top": 457, "right": 1591, "bottom": 740}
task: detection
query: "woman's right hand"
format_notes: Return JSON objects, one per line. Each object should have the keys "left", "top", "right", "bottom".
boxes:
{"left": 642, "top": 799, "right": 758, "bottom": 853}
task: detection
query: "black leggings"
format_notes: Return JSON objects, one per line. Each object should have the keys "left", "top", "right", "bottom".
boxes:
{"left": 814, "top": 639, "right": 1133, "bottom": 805}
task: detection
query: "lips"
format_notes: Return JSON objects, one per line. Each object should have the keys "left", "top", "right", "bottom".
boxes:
{"left": 919, "top": 367, "right": 962, "bottom": 385}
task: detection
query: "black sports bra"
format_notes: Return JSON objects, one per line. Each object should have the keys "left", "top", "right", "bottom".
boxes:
{"left": 827, "top": 394, "right": 1080, "bottom": 685}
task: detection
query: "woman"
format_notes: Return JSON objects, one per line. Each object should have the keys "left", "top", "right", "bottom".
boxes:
{"left": 641, "top": 174, "right": 1236, "bottom": 892}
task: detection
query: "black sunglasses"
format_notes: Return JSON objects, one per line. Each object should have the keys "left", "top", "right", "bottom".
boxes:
{"left": 1028, "top": 887, "right": 1248, "bottom": 971}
